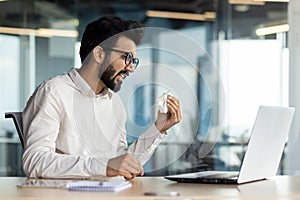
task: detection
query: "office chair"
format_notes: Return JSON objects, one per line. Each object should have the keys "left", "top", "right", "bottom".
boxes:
{"left": 5, "top": 112, "right": 24, "bottom": 149}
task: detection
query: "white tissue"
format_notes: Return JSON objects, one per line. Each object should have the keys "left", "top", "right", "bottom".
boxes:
{"left": 156, "top": 91, "right": 174, "bottom": 113}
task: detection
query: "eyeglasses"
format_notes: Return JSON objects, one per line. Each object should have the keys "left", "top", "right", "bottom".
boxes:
{"left": 104, "top": 48, "right": 139, "bottom": 69}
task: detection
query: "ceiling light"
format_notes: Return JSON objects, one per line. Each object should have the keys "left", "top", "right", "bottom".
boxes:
{"left": 51, "top": 19, "right": 80, "bottom": 29}
{"left": 146, "top": 10, "right": 216, "bottom": 21}
{"left": 254, "top": 0, "right": 289, "bottom": 2}
{"left": 36, "top": 28, "right": 78, "bottom": 37}
{"left": 255, "top": 24, "right": 289, "bottom": 36}
{"left": 234, "top": 5, "right": 250, "bottom": 12}
{"left": 0, "top": 26, "right": 78, "bottom": 38}
{"left": 229, "top": 0, "right": 265, "bottom": 5}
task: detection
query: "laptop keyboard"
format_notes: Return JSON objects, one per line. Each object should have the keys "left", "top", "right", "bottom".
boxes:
{"left": 205, "top": 173, "right": 238, "bottom": 179}
{"left": 197, "top": 172, "right": 239, "bottom": 179}
{"left": 193, "top": 172, "right": 239, "bottom": 184}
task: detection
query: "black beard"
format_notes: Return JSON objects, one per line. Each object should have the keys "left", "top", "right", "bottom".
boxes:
{"left": 101, "top": 64, "right": 117, "bottom": 91}
{"left": 100, "top": 64, "right": 129, "bottom": 92}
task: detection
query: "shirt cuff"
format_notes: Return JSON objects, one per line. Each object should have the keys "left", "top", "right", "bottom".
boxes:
{"left": 136, "top": 124, "right": 167, "bottom": 165}
{"left": 148, "top": 123, "right": 168, "bottom": 139}
{"left": 91, "top": 157, "right": 110, "bottom": 177}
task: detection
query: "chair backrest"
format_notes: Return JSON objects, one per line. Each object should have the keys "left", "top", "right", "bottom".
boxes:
{"left": 5, "top": 112, "right": 24, "bottom": 148}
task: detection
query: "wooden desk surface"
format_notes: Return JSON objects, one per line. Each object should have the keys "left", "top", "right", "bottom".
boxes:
{"left": 1, "top": 176, "right": 300, "bottom": 200}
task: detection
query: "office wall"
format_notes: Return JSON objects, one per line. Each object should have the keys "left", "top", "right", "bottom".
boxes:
{"left": 35, "top": 37, "right": 74, "bottom": 87}
{"left": 287, "top": 0, "right": 300, "bottom": 175}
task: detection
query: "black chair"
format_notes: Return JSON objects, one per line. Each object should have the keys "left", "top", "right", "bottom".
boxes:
{"left": 5, "top": 112, "right": 24, "bottom": 149}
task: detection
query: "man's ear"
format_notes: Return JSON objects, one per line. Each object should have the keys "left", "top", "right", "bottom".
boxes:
{"left": 92, "top": 46, "right": 105, "bottom": 63}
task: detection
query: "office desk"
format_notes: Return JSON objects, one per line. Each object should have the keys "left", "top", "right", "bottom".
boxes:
{"left": 1, "top": 176, "right": 300, "bottom": 200}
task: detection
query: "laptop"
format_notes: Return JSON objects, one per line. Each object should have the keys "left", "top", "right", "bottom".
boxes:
{"left": 165, "top": 106, "right": 295, "bottom": 184}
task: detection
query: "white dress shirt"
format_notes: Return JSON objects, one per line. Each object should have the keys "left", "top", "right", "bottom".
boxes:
{"left": 22, "top": 68, "right": 166, "bottom": 179}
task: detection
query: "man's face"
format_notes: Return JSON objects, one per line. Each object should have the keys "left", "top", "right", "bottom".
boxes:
{"left": 100, "top": 36, "right": 138, "bottom": 92}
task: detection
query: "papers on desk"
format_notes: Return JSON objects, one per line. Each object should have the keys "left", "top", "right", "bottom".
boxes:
{"left": 18, "top": 179, "right": 132, "bottom": 192}
{"left": 17, "top": 179, "right": 69, "bottom": 188}
{"left": 66, "top": 180, "right": 132, "bottom": 192}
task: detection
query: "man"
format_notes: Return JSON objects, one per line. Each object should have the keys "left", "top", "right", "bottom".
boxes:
{"left": 22, "top": 16, "right": 182, "bottom": 180}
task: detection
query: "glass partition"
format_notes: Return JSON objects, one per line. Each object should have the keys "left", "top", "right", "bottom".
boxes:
{"left": 0, "top": 0, "right": 289, "bottom": 176}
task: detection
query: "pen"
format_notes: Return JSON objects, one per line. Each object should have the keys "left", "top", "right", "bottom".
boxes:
{"left": 144, "top": 191, "right": 180, "bottom": 196}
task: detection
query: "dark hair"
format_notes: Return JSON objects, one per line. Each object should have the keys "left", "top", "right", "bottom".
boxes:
{"left": 79, "top": 16, "right": 144, "bottom": 63}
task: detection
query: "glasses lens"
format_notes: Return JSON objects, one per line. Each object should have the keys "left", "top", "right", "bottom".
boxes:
{"left": 125, "top": 53, "right": 133, "bottom": 66}
{"left": 124, "top": 52, "right": 139, "bottom": 68}
{"left": 133, "top": 58, "right": 139, "bottom": 68}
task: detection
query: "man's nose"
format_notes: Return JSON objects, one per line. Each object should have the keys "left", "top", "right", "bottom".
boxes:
{"left": 125, "top": 63, "right": 135, "bottom": 72}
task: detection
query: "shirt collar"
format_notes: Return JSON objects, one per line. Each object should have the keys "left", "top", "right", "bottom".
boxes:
{"left": 68, "top": 68, "right": 113, "bottom": 99}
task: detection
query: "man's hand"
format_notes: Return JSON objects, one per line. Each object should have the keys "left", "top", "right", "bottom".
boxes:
{"left": 155, "top": 95, "right": 182, "bottom": 133}
{"left": 106, "top": 154, "right": 144, "bottom": 180}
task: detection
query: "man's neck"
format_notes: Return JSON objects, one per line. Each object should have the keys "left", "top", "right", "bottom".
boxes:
{"left": 77, "top": 66, "right": 106, "bottom": 94}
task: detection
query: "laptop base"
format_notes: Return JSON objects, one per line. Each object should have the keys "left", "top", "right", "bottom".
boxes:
{"left": 165, "top": 171, "right": 239, "bottom": 184}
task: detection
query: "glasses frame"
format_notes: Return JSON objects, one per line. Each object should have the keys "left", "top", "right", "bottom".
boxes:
{"left": 104, "top": 48, "right": 139, "bottom": 69}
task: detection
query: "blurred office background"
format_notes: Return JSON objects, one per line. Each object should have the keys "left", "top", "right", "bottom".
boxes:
{"left": 0, "top": 0, "right": 299, "bottom": 177}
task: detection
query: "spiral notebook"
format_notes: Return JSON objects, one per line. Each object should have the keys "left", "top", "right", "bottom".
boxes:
{"left": 66, "top": 180, "right": 132, "bottom": 192}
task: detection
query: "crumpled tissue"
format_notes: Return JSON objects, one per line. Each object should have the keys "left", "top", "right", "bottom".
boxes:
{"left": 156, "top": 91, "right": 174, "bottom": 113}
